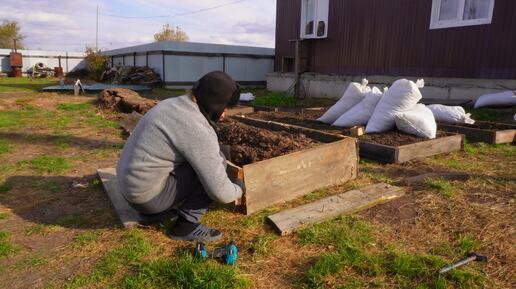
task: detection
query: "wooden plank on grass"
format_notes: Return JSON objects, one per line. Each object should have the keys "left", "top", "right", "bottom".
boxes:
{"left": 119, "top": 111, "right": 143, "bottom": 135}
{"left": 97, "top": 168, "right": 146, "bottom": 228}
{"left": 243, "top": 137, "right": 358, "bottom": 215}
{"left": 267, "top": 183, "right": 405, "bottom": 235}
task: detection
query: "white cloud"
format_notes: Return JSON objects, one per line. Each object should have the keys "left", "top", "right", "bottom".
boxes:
{"left": 1, "top": 0, "right": 276, "bottom": 52}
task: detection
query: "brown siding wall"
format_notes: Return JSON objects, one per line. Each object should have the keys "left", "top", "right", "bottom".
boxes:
{"left": 275, "top": 0, "right": 516, "bottom": 79}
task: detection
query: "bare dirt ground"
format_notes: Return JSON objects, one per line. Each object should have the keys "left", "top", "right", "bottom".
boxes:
{"left": 0, "top": 86, "right": 514, "bottom": 288}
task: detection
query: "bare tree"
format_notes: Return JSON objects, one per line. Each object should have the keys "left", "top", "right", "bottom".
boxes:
{"left": 154, "top": 24, "right": 189, "bottom": 42}
{"left": 0, "top": 20, "right": 25, "bottom": 49}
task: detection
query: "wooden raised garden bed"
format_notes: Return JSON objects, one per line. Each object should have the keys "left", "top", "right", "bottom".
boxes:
{"left": 222, "top": 117, "right": 358, "bottom": 215}
{"left": 244, "top": 111, "right": 464, "bottom": 164}
{"left": 437, "top": 121, "right": 516, "bottom": 144}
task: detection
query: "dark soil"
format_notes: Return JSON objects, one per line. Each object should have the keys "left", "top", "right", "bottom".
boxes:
{"left": 217, "top": 118, "right": 318, "bottom": 166}
{"left": 441, "top": 121, "right": 516, "bottom": 130}
{"left": 360, "top": 131, "right": 448, "bottom": 146}
{"left": 248, "top": 111, "right": 347, "bottom": 135}
{"left": 249, "top": 111, "right": 449, "bottom": 146}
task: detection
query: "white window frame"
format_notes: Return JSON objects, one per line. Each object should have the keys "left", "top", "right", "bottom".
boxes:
{"left": 300, "top": 0, "right": 329, "bottom": 39}
{"left": 430, "top": 0, "right": 495, "bottom": 29}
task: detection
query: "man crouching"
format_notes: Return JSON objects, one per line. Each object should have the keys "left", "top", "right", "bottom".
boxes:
{"left": 116, "top": 71, "right": 244, "bottom": 242}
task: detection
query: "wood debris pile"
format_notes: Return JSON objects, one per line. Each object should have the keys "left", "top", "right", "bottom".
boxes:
{"left": 101, "top": 66, "right": 162, "bottom": 85}
{"left": 98, "top": 88, "right": 157, "bottom": 114}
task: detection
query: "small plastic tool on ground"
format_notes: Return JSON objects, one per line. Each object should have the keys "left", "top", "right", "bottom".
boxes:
{"left": 195, "top": 241, "right": 238, "bottom": 265}
{"left": 439, "top": 252, "right": 487, "bottom": 274}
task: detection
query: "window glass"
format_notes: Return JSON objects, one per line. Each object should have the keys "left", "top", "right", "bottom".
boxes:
{"left": 305, "top": 0, "right": 316, "bottom": 35}
{"left": 463, "top": 0, "right": 490, "bottom": 19}
{"left": 439, "top": 0, "right": 460, "bottom": 20}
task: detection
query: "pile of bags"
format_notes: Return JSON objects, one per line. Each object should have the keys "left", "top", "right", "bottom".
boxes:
{"left": 318, "top": 78, "right": 477, "bottom": 139}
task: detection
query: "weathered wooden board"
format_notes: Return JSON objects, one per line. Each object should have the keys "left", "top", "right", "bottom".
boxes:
{"left": 438, "top": 122, "right": 516, "bottom": 144}
{"left": 358, "top": 141, "right": 397, "bottom": 163}
{"left": 267, "top": 183, "right": 405, "bottom": 235}
{"left": 97, "top": 168, "right": 157, "bottom": 228}
{"left": 119, "top": 111, "right": 143, "bottom": 135}
{"left": 403, "top": 172, "right": 471, "bottom": 185}
{"left": 395, "top": 134, "right": 464, "bottom": 163}
{"left": 243, "top": 137, "right": 358, "bottom": 215}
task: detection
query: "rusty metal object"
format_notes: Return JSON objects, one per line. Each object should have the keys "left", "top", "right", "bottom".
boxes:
{"left": 54, "top": 67, "right": 64, "bottom": 78}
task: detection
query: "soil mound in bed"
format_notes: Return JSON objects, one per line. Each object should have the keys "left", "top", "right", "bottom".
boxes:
{"left": 217, "top": 119, "right": 318, "bottom": 166}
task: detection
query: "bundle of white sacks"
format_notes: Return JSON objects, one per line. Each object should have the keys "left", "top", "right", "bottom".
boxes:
{"left": 317, "top": 78, "right": 476, "bottom": 139}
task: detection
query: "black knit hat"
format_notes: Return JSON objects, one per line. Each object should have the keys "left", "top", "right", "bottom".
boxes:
{"left": 192, "top": 71, "right": 240, "bottom": 127}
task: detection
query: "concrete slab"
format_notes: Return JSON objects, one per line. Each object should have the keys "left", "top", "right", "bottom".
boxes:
{"left": 43, "top": 83, "right": 151, "bottom": 93}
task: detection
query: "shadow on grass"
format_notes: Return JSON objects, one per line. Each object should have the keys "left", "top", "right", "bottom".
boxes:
{"left": 0, "top": 82, "right": 59, "bottom": 93}
{"left": 0, "top": 174, "right": 118, "bottom": 229}
{"left": 0, "top": 131, "right": 124, "bottom": 150}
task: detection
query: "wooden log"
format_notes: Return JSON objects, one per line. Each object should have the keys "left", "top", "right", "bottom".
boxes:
{"left": 438, "top": 121, "right": 516, "bottom": 144}
{"left": 267, "top": 183, "right": 405, "bottom": 235}
{"left": 243, "top": 137, "right": 358, "bottom": 215}
{"left": 403, "top": 172, "right": 471, "bottom": 186}
{"left": 119, "top": 111, "right": 143, "bottom": 135}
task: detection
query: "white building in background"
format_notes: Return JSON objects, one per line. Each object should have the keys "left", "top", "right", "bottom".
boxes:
{"left": 102, "top": 41, "right": 275, "bottom": 88}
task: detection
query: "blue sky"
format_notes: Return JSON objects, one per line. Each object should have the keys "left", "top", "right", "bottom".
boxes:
{"left": 1, "top": 0, "right": 276, "bottom": 52}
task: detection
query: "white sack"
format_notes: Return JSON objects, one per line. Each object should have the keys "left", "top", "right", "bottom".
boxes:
{"left": 332, "top": 86, "right": 383, "bottom": 127}
{"left": 239, "top": 92, "right": 255, "bottom": 101}
{"left": 474, "top": 91, "right": 516, "bottom": 108}
{"left": 317, "top": 79, "right": 371, "bottom": 124}
{"left": 394, "top": 104, "right": 437, "bottom": 139}
{"left": 427, "top": 104, "right": 475, "bottom": 124}
{"left": 365, "top": 79, "right": 424, "bottom": 133}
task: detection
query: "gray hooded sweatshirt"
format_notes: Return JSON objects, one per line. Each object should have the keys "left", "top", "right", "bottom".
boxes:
{"left": 116, "top": 94, "right": 243, "bottom": 205}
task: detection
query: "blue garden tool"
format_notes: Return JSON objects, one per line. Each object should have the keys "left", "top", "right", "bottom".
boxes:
{"left": 195, "top": 241, "right": 238, "bottom": 265}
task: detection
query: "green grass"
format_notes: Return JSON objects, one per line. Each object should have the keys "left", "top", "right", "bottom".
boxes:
{"left": 25, "top": 224, "right": 54, "bottom": 236}
{"left": 0, "top": 140, "right": 12, "bottom": 155}
{"left": 297, "top": 216, "right": 483, "bottom": 289}
{"left": 249, "top": 234, "right": 277, "bottom": 258}
{"left": 74, "top": 231, "right": 101, "bottom": 246}
{"left": 0, "top": 181, "right": 13, "bottom": 193}
{"left": 0, "top": 212, "right": 9, "bottom": 220}
{"left": 433, "top": 234, "right": 480, "bottom": 258}
{"left": 0, "top": 231, "right": 16, "bottom": 257}
{"left": 251, "top": 91, "right": 296, "bottom": 107}
{"left": 465, "top": 107, "right": 516, "bottom": 123}
{"left": 0, "top": 77, "right": 57, "bottom": 93}
{"left": 426, "top": 179, "right": 456, "bottom": 198}
{"left": 19, "top": 156, "right": 71, "bottom": 174}
{"left": 65, "top": 229, "right": 153, "bottom": 288}
{"left": 122, "top": 253, "right": 250, "bottom": 289}
{"left": 57, "top": 102, "right": 91, "bottom": 111}
{"left": 56, "top": 215, "right": 88, "bottom": 228}
{"left": 85, "top": 111, "right": 119, "bottom": 129}
{"left": 12, "top": 256, "right": 49, "bottom": 269}
{"left": 237, "top": 207, "right": 280, "bottom": 229}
